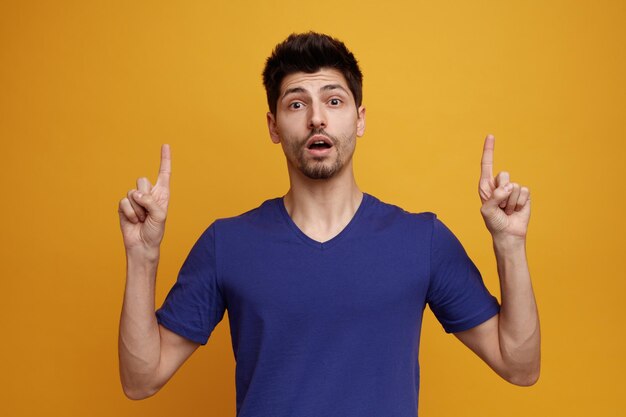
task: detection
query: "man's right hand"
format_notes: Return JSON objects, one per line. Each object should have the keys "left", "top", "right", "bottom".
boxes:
{"left": 117, "top": 144, "right": 200, "bottom": 400}
{"left": 118, "top": 144, "right": 172, "bottom": 253}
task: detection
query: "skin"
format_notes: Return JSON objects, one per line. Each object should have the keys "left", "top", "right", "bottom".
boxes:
{"left": 266, "top": 69, "right": 366, "bottom": 241}
{"left": 117, "top": 68, "right": 539, "bottom": 400}
{"left": 455, "top": 134, "right": 540, "bottom": 386}
{"left": 118, "top": 145, "right": 200, "bottom": 400}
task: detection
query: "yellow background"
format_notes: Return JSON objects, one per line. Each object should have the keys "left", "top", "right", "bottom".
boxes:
{"left": 1, "top": 0, "right": 624, "bottom": 416}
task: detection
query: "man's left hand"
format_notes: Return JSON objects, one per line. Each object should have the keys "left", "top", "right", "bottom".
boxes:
{"left": 478, "top": 134, "right": 531, "bottom": 240}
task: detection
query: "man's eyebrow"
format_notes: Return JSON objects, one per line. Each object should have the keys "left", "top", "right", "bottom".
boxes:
{"left": 281, "top": 84, "right": 350, "bottom": 100}
{"left": 320, "top": 84, "right": 349, "bottom": 94}
{"left": 281, "top": 87, "right": 307, "bottom": 100}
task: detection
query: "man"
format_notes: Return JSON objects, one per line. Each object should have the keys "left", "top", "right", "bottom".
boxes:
{"left": 118, "top": 32, "right": 540, "bottom": 416}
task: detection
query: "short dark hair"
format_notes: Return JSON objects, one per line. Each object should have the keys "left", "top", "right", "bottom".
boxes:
{"left": 262, "top": 32, "right": 363, "bottom": 115}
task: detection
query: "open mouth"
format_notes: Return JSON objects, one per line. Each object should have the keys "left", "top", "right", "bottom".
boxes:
{"left": 308, "top": 140, "right": 332, "bottom": 150}
{"left": 306, "top": 135, "right": 333, "bottom": 151}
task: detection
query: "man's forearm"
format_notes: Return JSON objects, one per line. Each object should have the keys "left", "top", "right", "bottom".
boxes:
{"left": 493, "top": 236, "right": 540, "bottom": 384}
{"left": 118, "top": 249, "right": 162, "bottom": 398}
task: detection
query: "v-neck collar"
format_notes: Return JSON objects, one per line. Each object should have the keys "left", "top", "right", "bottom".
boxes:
{"left": 277, "top": 193, "right": 371, "bottom": 250}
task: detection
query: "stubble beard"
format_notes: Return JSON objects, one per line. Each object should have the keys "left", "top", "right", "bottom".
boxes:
{"left": 287, "top": 129, "right": 355, "bottom": 180}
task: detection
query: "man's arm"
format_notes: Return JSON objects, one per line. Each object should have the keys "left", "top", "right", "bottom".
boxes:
{"left": 454, "top": 135, "right": 540, "bottom": 386}
{"left": 117, "top": 145, "right": 200, "bottom": 399}
{"left": 118, "top": 250, "right": 200, "bottom": 399}
{"left": 454, "top": 237, "right": 539, "bottom": 386}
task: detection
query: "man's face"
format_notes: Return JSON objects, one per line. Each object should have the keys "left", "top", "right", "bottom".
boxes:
{"left": 267, "top": 68, "right": 366, "bottom": 180}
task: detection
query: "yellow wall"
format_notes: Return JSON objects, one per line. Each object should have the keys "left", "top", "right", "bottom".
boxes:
{"left": 1, "top": 1, "right": 624, "bottom": 415}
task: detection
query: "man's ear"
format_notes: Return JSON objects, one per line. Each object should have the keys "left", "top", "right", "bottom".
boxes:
{"left": 267, "top": 112, "right": 280, "bottom": 144}
{"left": 356, "top": 106, "right": 366, "bottom": 137}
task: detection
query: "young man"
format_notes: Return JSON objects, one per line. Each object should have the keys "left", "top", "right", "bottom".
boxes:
{"left": 118, "top": 32, "right": 540, "bottom": 416}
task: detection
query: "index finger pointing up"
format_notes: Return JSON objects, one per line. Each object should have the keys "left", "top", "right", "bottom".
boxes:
{"left": 157, "top": 144, "right": 171, "bottom": 188}
{"left": 480, "top": 134, "right": 495, "bottom": 181}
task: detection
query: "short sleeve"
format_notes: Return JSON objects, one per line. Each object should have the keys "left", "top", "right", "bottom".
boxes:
{"left": 426, "top": 214, "right": 500, "bottom": 333}
{"left": 155, "top": 224, "right": 226, "bottom": 345}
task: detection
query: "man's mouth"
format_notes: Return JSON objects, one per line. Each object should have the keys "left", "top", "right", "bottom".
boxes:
{"left": 308, "top": 141, "right": 332, "bottom": 149}
{"left": 305, "top": 135, "right": 333, "bottom": 150}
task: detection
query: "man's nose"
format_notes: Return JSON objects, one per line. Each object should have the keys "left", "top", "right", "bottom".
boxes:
{"left": 308, "top": 102, "right": 327, "bottom": 129}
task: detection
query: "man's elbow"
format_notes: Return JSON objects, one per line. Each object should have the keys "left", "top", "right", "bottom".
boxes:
{"left": 505, "top": 365, "right": 540, "bottom": 387}
{"left": 121, "top": 381, "right": 161, "bottom": 400}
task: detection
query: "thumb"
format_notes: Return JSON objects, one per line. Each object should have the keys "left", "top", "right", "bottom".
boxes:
{"left": 483, "top": 182, "right": 514, "bottom": 211}
{"left": 132, "top": 191, "right": 166, "bottom": 222}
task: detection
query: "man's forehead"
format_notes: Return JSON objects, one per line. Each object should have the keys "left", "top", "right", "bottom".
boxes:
{"left": 280, "top": 69, "right": 350, "bottom": 95}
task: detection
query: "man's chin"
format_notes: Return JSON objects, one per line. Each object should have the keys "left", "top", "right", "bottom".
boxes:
{"left": 300, "top": 162, "right": 341, "bottom": 180}
{"left": 305, "top": 172, "right": 334, "bottom": 180}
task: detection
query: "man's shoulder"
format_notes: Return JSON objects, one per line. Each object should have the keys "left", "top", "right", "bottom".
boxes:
{"left": 368, "top": 195, "right": 470, "bottom": 250}
{"left": 364, "top": 193, "right": 437, "bottom": 227}
{"left": 209, "top": 197, "right": 284, "bottom": 234}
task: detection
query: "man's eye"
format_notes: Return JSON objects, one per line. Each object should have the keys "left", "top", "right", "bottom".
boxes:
{"left": 290, "top": 102, "right": 303, "bottom": 109}
{"left": 329, "top": 98, "right": 341, "bottom": 106}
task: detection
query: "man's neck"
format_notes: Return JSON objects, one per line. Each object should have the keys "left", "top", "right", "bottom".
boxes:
{"left": 283, "top": 165, "right": 363, "bottom": 243}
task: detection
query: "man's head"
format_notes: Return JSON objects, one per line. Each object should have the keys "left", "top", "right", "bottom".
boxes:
{"left": 263, "top": 33, "right": 366, "bottom": 181}
{"left": 262, "top": 32, "right": 363, "bottom": 116}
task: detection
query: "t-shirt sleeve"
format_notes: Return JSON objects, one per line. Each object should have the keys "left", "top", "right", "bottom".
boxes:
{"left": 155, "top": 224, "right": 226, "bottom": 345}
{"left": 426, "top": 214, "right": 500, "bottom": 333}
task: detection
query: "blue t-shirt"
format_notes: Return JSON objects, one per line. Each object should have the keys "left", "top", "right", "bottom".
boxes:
{"left": 156, "top": 193, "right": 499, "bottom": 416}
